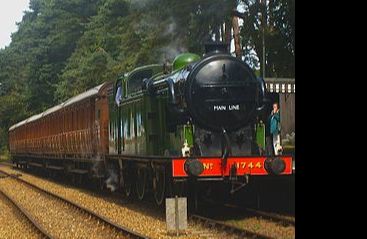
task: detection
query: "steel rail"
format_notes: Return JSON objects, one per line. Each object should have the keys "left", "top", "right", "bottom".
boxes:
{"left": 0, "top": 174, "right": 53, "bottom": 238}
{"left": 236, "top": 206, "right": 295, "bottom": 226}
{"left": 0, "top": 169, "right": 150, "bottom": 239}
{"left": 190, "top": 214, "right": 276, "bottom": 239}
{"left": 201, "top": 197, "right": 295, "bottom": 227}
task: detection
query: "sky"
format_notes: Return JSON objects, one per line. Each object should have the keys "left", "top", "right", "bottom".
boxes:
{"left": 0, "top": 0, "right": 30, "bottom": 49}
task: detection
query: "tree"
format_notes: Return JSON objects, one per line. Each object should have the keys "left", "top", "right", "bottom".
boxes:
{"left": 0, "top": 0, "right": 295, "bottom": 150}
{"left": 238, "top": 0, "right": 295, "bottom": 77}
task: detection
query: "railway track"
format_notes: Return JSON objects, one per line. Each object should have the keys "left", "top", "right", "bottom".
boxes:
{"left": 193, "top": 198, "right": 295, "bottom": 238}
{"left": 223, "top": 203, "right": 295, "bottom": 226}
{"left": 190, "top": 214, "right": 276, "bottom": 239}
{"left": 0, "top": 163, "right": 245, "bottom": 238}
{"left": 1, "top": 162, "right": 294, "bottom": 238}
{"left": 0, "top": 169, "right": 150, "bottom": 239}
{"left": 200, "top": 197, "right": 295, "bottom": 226}
{"left": 0, "top": 187, "right": 52, "bottom": 238}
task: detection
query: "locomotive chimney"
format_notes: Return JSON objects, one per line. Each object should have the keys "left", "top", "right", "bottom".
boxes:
{"left": 204, "top": 42, "right": 229, "bottom": 55}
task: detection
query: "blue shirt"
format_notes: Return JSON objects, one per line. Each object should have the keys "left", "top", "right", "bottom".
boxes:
{"left": 269, "top": 111, "right": 280, "bottom": 135}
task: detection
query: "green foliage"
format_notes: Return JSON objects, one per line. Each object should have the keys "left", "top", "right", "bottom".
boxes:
{"left": 0, "top": 0, "right": 295, "bottom": 149}
{"left": 239, "top": 0, "right": 295, "bottom": 77}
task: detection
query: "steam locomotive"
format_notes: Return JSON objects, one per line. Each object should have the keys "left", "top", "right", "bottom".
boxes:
{"left": 9, "top": 43, "right": 293, "bottom": 206}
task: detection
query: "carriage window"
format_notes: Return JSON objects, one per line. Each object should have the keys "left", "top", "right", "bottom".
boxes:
{"left": 127, "top": 69, "right": 153, "bottom": 95}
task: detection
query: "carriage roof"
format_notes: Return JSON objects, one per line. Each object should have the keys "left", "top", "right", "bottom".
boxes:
{"left": 9, "top": 82, "right": 107, "bottom": 132}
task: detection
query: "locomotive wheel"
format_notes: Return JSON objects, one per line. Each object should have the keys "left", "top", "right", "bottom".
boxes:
{"left": 135, "top": 167, "right": 147, "bottom": 200}
{"left": 121, "top": 166, "right": 133, "bottom": 197}
{"left": 97, "top": 177, "right": 105, "bottom": 191}
{"left": 153, "top": 166, "right": 166, "bottom": 206}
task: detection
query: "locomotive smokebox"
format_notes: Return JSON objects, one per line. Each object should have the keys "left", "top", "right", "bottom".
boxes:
{"left": 185, "top": 53, "right": 264, "bottom": 132}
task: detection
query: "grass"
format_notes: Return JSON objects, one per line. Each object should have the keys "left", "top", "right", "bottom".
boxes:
{"left": 0, "top": 150, "right": 10, "bottom": 162}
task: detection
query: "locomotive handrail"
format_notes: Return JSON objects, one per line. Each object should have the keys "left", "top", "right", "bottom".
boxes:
{"left": 197, "top": 82, "right": 258, "bottom": 88}
{"left": 166, "top": 78, "right": 177, "bottom": 105}
{"left": 256, "top": 77, "right": 266, "bottom": 111}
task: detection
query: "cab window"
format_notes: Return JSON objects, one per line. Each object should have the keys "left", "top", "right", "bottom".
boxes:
{"left": 127, "top": 69, "right": 153, "bottom": 95}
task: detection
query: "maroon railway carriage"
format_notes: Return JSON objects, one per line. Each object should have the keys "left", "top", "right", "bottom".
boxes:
{"left": 8, "top": 81, "right": 113, "bottom": 176}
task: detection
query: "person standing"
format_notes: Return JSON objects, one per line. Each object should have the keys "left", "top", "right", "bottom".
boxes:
{"left": 255, "top": 117, "right": 266, "bottom": 155}
{"left": 269, "top": 102, "right": 282, "bottom": 155}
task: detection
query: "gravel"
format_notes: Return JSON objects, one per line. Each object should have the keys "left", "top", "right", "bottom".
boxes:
{"left": 0, "top": 190, "right": 41, "bottom": 239}
{"left": 0, "top": 177, "right": 128, "bottom": 239}
{"left": 0, "top": 165, "right": 237, "bottom": 239}
{"left": 1, "top": 163, "right": 295, "bottom": 238}
{"left": 199, "top": 206, "right": 295, "bottom": 238}
{"left": 224, "top": 217, "right": 295, "bottom": 239}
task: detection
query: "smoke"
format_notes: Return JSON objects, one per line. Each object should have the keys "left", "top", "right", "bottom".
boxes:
{"left": 105, "top": 169, "right": 119, "bottom": 192}
{"left": 159, "top": 43, "right": 187, "bottom": 63}
{"left": 163, "top": 21, "right": 177, "bottom": 37}
{"left": 132, "top": 14, "right": 188, "bottom": 63}
{"left": 91, "top": 154, "right": 102, "bottom": 176}
{"left": 158, "top": 18, "right": 188, "bottom": 63}
{"left": 129, "top": 0, "right": 157, "bottom": 9}
{"left": 128, "top": 0, "right": 191, "bottom": 63}
{"left": 90, "top": 155, "right": 118, "bottom": 192}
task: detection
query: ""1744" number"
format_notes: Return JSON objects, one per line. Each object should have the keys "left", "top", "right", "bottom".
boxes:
{"left": 232, "top": 162, "right": 262, "bottom": 169}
